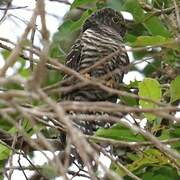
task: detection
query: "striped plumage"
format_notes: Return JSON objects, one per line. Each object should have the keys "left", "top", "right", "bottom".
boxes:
{"left": 62, "top": 8, "right": 129, "bottom": 134}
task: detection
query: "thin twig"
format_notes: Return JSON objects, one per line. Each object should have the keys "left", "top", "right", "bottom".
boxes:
{"left": 0, "top": 1, "right": 38, "bottom": 77}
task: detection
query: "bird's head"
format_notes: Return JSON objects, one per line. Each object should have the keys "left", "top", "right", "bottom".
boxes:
{"left": 82, "top": 8, "right": 127, "bottom": 36}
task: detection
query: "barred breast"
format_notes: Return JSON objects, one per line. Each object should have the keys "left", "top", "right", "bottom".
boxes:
{"left": 63, "top": 26, "right": 129, "bottom": 102}
{"left": 80, "top": 27, "right": 128, "bottom": 74}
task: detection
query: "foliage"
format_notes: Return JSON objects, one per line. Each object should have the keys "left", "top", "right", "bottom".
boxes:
{"left": 170, "top": 76, "right": 180, "bottom": 102}
{"left": 95, "top": 123, "right": 146, "bottom": 142}
{"left": 138, "top": 78, "right": 161, "bottom": 121}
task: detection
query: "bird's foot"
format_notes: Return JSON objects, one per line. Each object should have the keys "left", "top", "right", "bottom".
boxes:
{"left": 83, "top": 73, "right": 91, "bottom": 80}
{"left": 105, "top": 79, "right": 114, "bottom": 88}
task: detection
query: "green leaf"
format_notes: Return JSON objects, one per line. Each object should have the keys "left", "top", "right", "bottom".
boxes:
{"left": 170, "top": 124, "right": 180, "bottom": 138}
{"left": 163, "top": 49, "right": 180, "bottom": 65}
{"left": 132, "top": 35, "right": 180, "bottom": 50}
{"left": 159, "top": 129, "right": 170, "bottom": 140}
{"left": 124, "top": 33, "right": 137, "bottom": 43}
{"left": 106, "top": 0, "right": 124, "bottom": 11}
{"left": 127, "top": 80, "right": 140, "bottom": 89}
{"left": 143, "top": 15, "right": 171, "bottom": 37}
{"left": 22, "top": 119, "right": 34, "bottom": 136}
{"left": 50, "top": 8, "right": 96, "bottom": 58}
{"left": 122, "top": 0, "right": 145, "bottom": 22}
{"left": 127, "top": 149, "right": 169, "bottom": 172}
{"left": 0, "top": 144, "right": 11, "bottom": 161}
{"left": 122, "top": 1, "right": 171, "bottom": 38}
{"left": 126, "top": 23, "right": 147, "bottom": 38}
{"left": 45, "top": 70, "right": 63, "bottom": 86}
{"left": 57, "top": 9, "right": 94, "bottom": 38}
{"left": 133, "top": 35, "right": 167, "bottom": 46}
{"left": 71, "top": 0, "right": 97, "bottom": 9}
{"left": 143, "top": 59, "right": 161, "bottom": 76}
{"left": 120, "top": 95, "right": 138, "bottom": 106}
{"left": 40, "top": 164, "right": 58, "bottom": 178}
{"left": 0, "top": 117, "right": 14, "bottom": 131}
{"left": 95, "top": 123, "right": 146, "bottom": 142}
{"left": 170, "top": 76, "right": 180, "bottom": 102}
{"left": 19, "top": 68, "right": 30, "bottom": 78}
{"left": 18, "top": 56, "right": 26, "bottom": 71}
{"left": 57, "top": 20, "right": 76, "bottom": 41}
{"left": 71, "top": 8, "right": 96, "bottom": 31}
{"left": 140, "top": 166, "right": 180, "bottom": 180}
{"left": 138, "top": 78, "right": 161, "bottom": 121}
{"left": 112, "top": 149, "right": 169, "bottom": 177}
{"left": 2, "top": 50, "right": 30, "bottom": 78}
{"left": 0, "top": 170, "right": 4, "bottom": 180}
{"left": 119, "top": 81, "right": 139, "bottom": 106}
{"left": 170, "top": 124, "right": 180, "bottom": 151}
{"left": 1, "top": 50, "right": 10, "bottom": 59}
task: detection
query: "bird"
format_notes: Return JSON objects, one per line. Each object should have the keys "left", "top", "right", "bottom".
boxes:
{"left": 62, "top": 7, "right": 129, "bottom": 135}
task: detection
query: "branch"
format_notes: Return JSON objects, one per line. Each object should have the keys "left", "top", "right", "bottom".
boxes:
{"left": 0, "top": 1, "right": 38, "bottom": 77}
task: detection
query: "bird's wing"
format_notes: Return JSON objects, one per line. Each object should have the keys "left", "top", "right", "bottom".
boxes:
{"left": 65, "top": 38, "right": 82, "bottom": 71}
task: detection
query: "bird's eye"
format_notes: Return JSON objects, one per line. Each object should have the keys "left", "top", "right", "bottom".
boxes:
{"left": 112, "top": 16, "right": 119, "bottom": 24}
